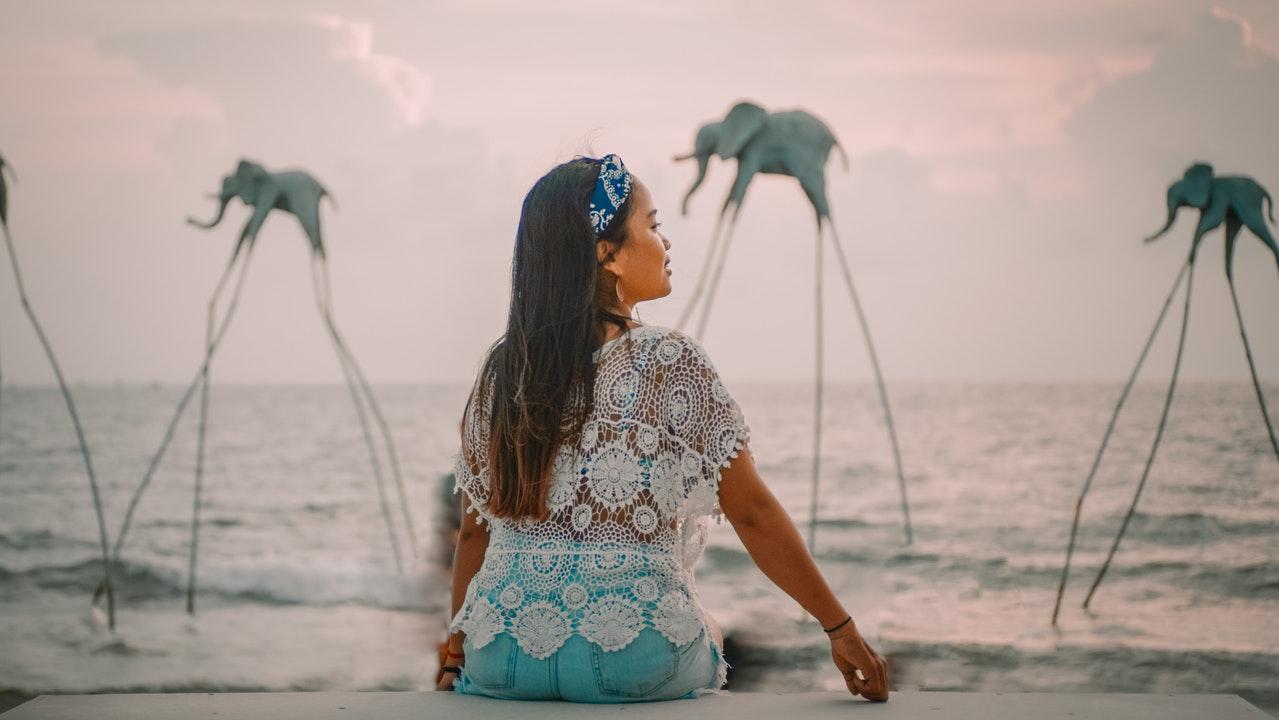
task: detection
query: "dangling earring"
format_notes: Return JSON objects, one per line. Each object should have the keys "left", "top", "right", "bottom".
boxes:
{"left": 615, "top": 277, "right": 626, "bottom": 307}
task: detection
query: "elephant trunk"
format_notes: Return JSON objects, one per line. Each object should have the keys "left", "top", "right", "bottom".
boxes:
{"left": 1144, "top": 193, "right": 1181, "bottom": 243}
{"left": 188, "top": 193, "right": 231, "bottom": 229}
{"left": 678, "top": 154, "right": 709, "bottom": 217}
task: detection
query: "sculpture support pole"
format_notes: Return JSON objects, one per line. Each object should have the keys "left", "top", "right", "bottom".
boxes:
{"left": 1, "top": 321, "right": 4, "bottom": 464}
{"left": 807, "top": 220, "right": 825, "bottom": 553}
{"left": 99, "top": 242, "right": 256, "bottom": 612}
{"left": 1226, "top": 277, "right": 1279, "bottom": 462}
{"left": 1084, "top": 259, "right": 1197, "bottom": 610}
{"left": 1, "top": 320, "right": 4, "bottom": 463}
{"left": 317, "top": 259, "right": 418, "bottom": 560}
{"left": 694, "top": 207, "right": 742, "bottom": 340}
{"left": 187, "top": 243, "right": 257, "bottom": 614}
{"left": 187, "top": 325, "right": 213, "bottom": 614}
{"left": 1051, "top": 259, "right": 1190, "bottom": 624}
{"left": 2, "top": 221, "right": 116, "bottom": 629}
{"left": 676, "top": 212, "right": 726, "bottom": 332}
{"left": 311, "top": 257, "right": 405, "bottom": 574}
{"left": 825, "top": 221, "right": 913, "bottom": 545}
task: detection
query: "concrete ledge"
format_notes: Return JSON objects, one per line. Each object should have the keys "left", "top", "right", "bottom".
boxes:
{"left": 0, "top": 690, "right": 1266, "bottom": 719}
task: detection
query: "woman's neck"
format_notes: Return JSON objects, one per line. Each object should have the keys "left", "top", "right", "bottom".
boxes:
{"left": 596, "top": 316, "right": 640, "bottom": 345}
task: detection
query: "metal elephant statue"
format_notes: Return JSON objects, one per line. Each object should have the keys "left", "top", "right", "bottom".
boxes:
{"left": 673, "top": 101, "right": 913, "bottom": 550}
{"left": 189, "top": 159, "right": 334, "bottom": 260}
{"left": 1052, "top": 162, "right": 1278, "bottom": 625}
{"left": 676, "top": 100, "right": 847, "bottom": 220}
{"left": 1145, "top": 161, "right": 1278, "bottom": 278}
{"left": 98, "top": 157, "right": 418, "bottom": 620}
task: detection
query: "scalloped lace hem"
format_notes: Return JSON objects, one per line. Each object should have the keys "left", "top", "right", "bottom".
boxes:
{"left": 450, "top": 617, "right": 708, "bottom": 661}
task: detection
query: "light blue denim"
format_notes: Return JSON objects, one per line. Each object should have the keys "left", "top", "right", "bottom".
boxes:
{"left": 453, "top": 626, "right": 721, "bottom": 703}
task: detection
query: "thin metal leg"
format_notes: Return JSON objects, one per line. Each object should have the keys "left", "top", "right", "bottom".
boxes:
{"left": 110, "top": 247, "right": 254, "bottom": 557}
{"left": 1052, "top": 260, "right": 1190, "bottom": 624}
{"left": 311, "top": 257, "right": 405, "bottom": 574}
{"left": 807, "top": 221, "right": 825, "bottom": 554}
{"left": 101, "top": 244, "right": 255, "bottom": 613}
{"left": 1083, "top": 260, "right": 1197, "bottom": 609}
{"left": 694, "top": 209, "right": 742, "bottom": 340}
{"left": 187, "top": 246, "right": 257, "bottom": 613}
{"left": 318, "top": 260, "right": 417, "bottom": 560}
{"left": 3, "top": 221, "right": 116, "bottom": 628}
{"left": 1226, "top": 276, "right": 1279, "bottom": 462}
{"left": 676, "top": 212, "right": 726, "bottom": 332}
{"left": 825, "top": 221, "right": 913, "bottom": 545}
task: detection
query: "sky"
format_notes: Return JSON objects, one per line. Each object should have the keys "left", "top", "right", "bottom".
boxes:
{"left": 1, "top": 0, "right": 1277, "bottom": 385}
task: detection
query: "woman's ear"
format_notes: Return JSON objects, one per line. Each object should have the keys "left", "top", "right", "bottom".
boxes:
{"left": 596, "top": 238, "right": 621, "bottom": 271}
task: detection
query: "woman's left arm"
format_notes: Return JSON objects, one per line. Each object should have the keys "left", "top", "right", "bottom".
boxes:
{"left": 437, "top": 494, "right": 490, "bottom": 690}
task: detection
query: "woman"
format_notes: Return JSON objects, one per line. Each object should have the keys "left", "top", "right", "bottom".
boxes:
{"left": 438, "top": 154, "right": 889, "bottom": 703}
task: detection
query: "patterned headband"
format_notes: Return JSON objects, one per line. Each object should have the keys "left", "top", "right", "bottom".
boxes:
{"left": 587, "top": 154, "right": 633, "bottom": 238}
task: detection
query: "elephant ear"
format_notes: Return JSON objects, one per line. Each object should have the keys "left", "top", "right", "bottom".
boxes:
{"left": 233, "top": 159, "right": 270, "bottom": 199}
{"left": 715, "top": 101, "right": 767, "bottom": 160}
{"left": 1182, "top": 162, "right": 1214, "bottom": 209}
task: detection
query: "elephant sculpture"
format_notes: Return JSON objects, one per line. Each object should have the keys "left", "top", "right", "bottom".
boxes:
{"left": 674, "top": 101, "right": 850, "bottom": 338}
{"left": 1052, "top": 162, "right": 1278, "bottom": 625}
{"left": 188, "top": 159, "right": 334, "bottom": 261}
{"left": 677, "top": 100, "right": 847, "bottom": 221}
{"left": 1144, "top": 162, "right": 1278, "bottom": 279}
{"left": 96, "top": 158, "right": 418, "bottom": 619}
{"left": 673, "top": 101, "right": 913, "bottom": 549}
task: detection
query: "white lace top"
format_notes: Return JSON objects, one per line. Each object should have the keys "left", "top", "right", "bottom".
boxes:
{"left": 448, "top": 324, "right": 750, "bottom": 683}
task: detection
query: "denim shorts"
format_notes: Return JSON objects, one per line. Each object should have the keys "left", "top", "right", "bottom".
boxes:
{"left": 453, "top": 626, "right": 722, "bottom": 703}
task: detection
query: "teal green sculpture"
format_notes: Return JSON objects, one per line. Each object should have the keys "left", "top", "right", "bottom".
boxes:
{"left": 0, "top": 153, "right": 117, "bottom": 629}
{"left": 96, "top": 159, "right": 418, "bottom": 617}
{"left": 675, "top": 100, "right": 913, "bottom": 549}
{"left": 1052, "top": 162, "right": 1279, "bottom": 625}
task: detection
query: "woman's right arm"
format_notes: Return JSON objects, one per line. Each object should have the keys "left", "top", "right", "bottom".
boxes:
{"left": 717, "top": 444, "right": 890, "bottom": 701}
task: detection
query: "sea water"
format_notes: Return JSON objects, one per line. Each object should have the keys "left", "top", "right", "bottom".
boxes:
{"left": 0, "top": 382, "right": 1275, "bottom": 713}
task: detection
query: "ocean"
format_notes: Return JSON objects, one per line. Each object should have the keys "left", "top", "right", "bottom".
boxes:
{"left": 1, "top": 381, "right": 1276, "bottom": 714}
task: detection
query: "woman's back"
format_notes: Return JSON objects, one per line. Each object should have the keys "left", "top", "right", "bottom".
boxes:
{"left": 449, "top": 323, "right": 749, "bottom": 696}
{"left": 442, "top": 154, "right": 887, "bottom": 703}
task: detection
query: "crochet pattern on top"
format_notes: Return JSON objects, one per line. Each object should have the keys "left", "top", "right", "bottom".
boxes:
{"left": 449, "top": 324, "right": 750, "bottom": 673}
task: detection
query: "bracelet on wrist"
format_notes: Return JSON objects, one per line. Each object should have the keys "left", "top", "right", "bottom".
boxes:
{"left": 442, "top": 665, "right": 462, "bottom": 675}
{"left": 823, "top": 615, "right": 852, "bottom": 633}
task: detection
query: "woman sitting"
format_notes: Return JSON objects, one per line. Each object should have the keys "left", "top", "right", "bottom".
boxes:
{"left": 439, "top": 154, "right": 889, "bottom": 703}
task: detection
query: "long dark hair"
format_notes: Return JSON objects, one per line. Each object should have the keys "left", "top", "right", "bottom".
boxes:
{"left": 461, "top": 156, "right": 635, "bottom": 521}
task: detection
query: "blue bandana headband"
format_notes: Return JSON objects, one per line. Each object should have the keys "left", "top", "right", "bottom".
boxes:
{"left": 588, "top": 154, "right": 633, "bottom": 237}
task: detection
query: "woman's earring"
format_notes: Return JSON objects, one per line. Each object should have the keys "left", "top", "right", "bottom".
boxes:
{"left": 615, "top": 278, "right": 626, "bottom": 307}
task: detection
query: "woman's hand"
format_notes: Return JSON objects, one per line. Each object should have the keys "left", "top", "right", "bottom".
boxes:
{"left": 827, "top": 622, "right": 889, "bottom": 701}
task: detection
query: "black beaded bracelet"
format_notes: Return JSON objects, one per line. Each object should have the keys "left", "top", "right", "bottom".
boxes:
{"left": 823, "top": 615, "right": 852, "bottom": 633}
{"left": 442, "top": 665, "right": 463, "bottom": 675}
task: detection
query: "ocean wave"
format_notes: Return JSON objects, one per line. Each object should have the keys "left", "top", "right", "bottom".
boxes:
{"left": 142, "top": 517, "right": 243, "bottom": 530}
{"left": 0, "top": 557, "right": 204, "bottom": 604}
{"left": 0, "top": 557, "right": 438, "bottom": 611}
{"left": 0, "top": 529, "right": 99, "bottom": 551}
{"left": 815, "top": 543, "right": 1279, "bottom": 600}
{"left": 1122, "top": 510, "right": 1277, "bottom": 544}
{"left": 878, "top": 638, "right": 1279, "bottom": 709}
{"left": 717, "top": 625, "right": 1279, "bottom": 712}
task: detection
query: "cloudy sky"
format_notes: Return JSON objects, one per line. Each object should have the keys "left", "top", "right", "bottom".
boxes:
{"left": 1, "top": 1, "right": 1277, "bottom": 384}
